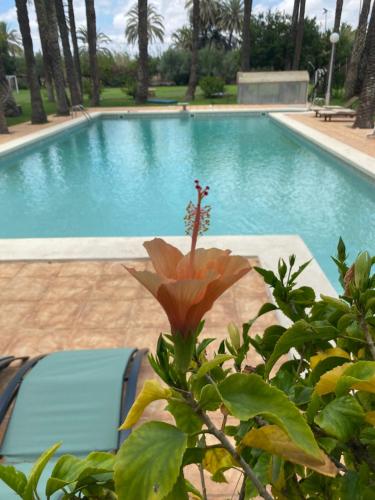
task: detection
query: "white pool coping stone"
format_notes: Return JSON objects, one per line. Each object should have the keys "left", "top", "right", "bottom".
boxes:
{"left": 270, "top": 112, "right": 375, "bottom": 181}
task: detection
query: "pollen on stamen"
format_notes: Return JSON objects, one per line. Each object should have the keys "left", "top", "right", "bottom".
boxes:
{"left": 184, "top": 180, "right": 211, "bottom": 237}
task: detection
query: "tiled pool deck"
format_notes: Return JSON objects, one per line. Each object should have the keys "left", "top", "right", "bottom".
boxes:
{"left": 0, "top": 257, "right": 275, "bottom": 498}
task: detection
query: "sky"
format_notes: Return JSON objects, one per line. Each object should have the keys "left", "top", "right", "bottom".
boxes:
{"left": 0, "top": 0, "right": 367, "bottom": 55}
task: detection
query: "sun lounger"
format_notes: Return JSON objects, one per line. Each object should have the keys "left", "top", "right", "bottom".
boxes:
{"left": 147, "top": 98, "right": 178, "bottom": 104}
{"left": 0, "top": 347, "right": 147, "bottom": 498}
{"left": 318, "top": 109, "right": 357, "bottom": 121}
{"left": 310, "top": 96, "right": 358, "bottom": 117}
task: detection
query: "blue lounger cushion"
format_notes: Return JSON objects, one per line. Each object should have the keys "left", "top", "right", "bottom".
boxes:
{"left": 0, "top": 348, "right": 135, "bottom": 460}
{"left": 147, "top": 98, "right": 178, "bottom": 104}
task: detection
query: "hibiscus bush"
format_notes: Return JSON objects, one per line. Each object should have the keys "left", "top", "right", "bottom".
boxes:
{"left": 1, "top": 182, "right": 374, "bottom": 499}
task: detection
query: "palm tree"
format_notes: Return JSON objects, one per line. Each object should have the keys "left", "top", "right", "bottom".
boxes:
{"left": 84, "top": 0, "right": 100, "bottom": 106}
{"left": 185, "top": 0, "right": 200, "bottom": 100}
{"left": 172, "top": 26, "right": 193, "bottom": 50}
{"left": 0, "top": 63, "right": 9, "bottom": 134}
{"left": 45, "top": 1, "right": 70, "bottom": 115}
{"left": 333, "top": 0, "right": 344, "bottom": 33}
{"left": 285, "top": 0, "right": 299, "bottom": 69}
{"left": 186, "top": 0, "right": 220, "bottom": 30}
{"left": 292, "top": 0, "right": 305, "bottom": 70}
{"left": 221, "top": 0, "right": 243, "bottom": 49}
{"left": 33, "top": 0, "right": 55, "bottom": 102}
{"left": 344, "top": 0, "right": 371, "bottom": 99}
{"left": 353, "top": 1, "right": 375, "bottom": 129}
{"left": 125, "top": 3, "right": 164, "bottom": 45}
{"left": 240, "top": 0, "right": 252, "bottom": 71}
{"left": 136, "top": 0, "right": 149, "bottom": 104}
{"left": 55, "top": 0, "right": 81, "bottom": 105}
{"left": 77, "top": 26, "right": 112, "bottom": 56}
{"left": 0, "top": 22, "right": 23, "bottom": 57}
{"left": 14, "top": 0, "right": 47, "bottom": 124}
{"left": 67, "top": 0, "right": 83, "bottom": 96}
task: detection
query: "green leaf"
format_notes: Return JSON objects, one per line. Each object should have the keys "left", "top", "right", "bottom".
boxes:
{"left": 309, "top": 356, "right": 350, "bottom": 385}
{"left": 182, "top": 448, "right": 205, "bottom": 467}
{"left": 162, "top": 473, "right": 188, "bottom": 500}
{"left": 315, "top": 396, "right": 364, "bottom": 441}
{"left": 256, "top": 303, "right": 278, "bottom": 317}
{"left": 218, "top": 373, "right": 322, "bottom": 461}
{"left": 196, "top": 354, "right": 233, "bottom": 379}
{"left": 245, "top": 454, "right": 271, "bottom": 499}
{"left": 114, "top": 422, "right": 187, "bottom": 500}
{"left": 167, "top": 399, "right": 202, "bottom": 434}
{"left": 0, "top": 465, "right": 27, "bottom": 496}
{"left": 265, "top": 320, "right": 338, "bottom": 377}
{"left": 198, "top": 384, "right": 221, "bottom": 411}
{"left": 46, "top": 455, "right": 82, "bottom": 496}
{"left": 254, "top": 267, "right": 278, "bottom": 286}
{"left": 24, "top": 442, "right": 61, "bottom": 500}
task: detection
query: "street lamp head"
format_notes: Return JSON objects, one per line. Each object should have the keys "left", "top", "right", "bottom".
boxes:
{"left": 330, "top": 32, "right": 340, "bottom": 44}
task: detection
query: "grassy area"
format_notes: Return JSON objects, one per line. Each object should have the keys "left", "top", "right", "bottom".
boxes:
{"left": 7, "top": 85, "right": 238, "bottom": 126}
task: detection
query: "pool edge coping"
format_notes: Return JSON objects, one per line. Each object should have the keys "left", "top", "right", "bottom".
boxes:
{"left": 0, "top": 107, "right": 309, "bottom": 158}
{"left": 269, "top": 112, "right": 375, "bottom": 181}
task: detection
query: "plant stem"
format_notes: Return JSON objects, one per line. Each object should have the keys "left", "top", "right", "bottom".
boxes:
{"left": 185, "top": 393, "right": 273, "bottom": 500}
{"left": 198, "top": 463, "right": 208, "bottom": 500}
{"left": 239, "top": 475, "right": 247, "bottom": 500}
{"left": 361, "top": 318, "right": 375, "bottom": 360}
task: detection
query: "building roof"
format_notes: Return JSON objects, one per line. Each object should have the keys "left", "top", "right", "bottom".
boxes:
{"left": 237, "top": 71, "right": 309, "bottom": 84}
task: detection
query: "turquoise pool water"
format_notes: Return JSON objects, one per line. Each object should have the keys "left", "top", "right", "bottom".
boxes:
{"left": 0, "top": 115, "right": 374, "bottom": 285}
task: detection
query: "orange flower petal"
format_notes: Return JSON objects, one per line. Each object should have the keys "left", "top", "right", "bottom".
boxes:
{"left": 186, "top": 256, "right": 251, "bottom": 326}
{"left": 125, "top": 268, "right": 167, "bottom": 299}
{"left": 157, "top": 278, "right": 213, "bottom": 337}
{"left": 144, "top": 238, "right": 184, "bottom": 279}
{"left": 176, "top": 248, "right": 231, "bottom": 279}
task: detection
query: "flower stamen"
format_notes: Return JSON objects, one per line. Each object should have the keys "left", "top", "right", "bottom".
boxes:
{"left": 184, "top": 180, "right": 211, "bottom": 275}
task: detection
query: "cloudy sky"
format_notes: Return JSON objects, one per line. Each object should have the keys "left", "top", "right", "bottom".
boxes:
{"left": 0, "top": 0, "right": 366, "bottom": 55}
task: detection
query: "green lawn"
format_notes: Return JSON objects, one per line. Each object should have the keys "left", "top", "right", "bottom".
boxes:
{"left": 8, "top": 85, "right": 238, "bottom": 126}
{"left": 8, "top": 85, "right": 349, "bottom": 127}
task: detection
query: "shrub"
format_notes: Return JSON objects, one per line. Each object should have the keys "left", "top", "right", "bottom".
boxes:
{"left": 158, "top": 48, "right": 191, "bottom": 85}
{"left": 199, "top": 75, "right": 225, "bottom": 98}
{"left": 82, "top": 77, "right": 103, "bottom": 100}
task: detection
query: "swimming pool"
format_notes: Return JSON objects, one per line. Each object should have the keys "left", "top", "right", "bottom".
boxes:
{"left": 0, "top": 114, "right": 374, "bottom": 285}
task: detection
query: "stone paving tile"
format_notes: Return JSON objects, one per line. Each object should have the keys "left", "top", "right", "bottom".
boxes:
{"left": 0, "top": 258, "right": 276, "bottom": 499}
{"left": 288, "top": 113, "right": 375, "bottom": 158}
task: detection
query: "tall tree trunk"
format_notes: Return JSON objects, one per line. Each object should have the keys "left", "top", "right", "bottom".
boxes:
{"left": 292, "top": 0, "right": 305, "bottom": 70}
{"left": 35, "top": 0, "right": 69, "bottom": 115}
{"left": 55, "top": 0, "right": 81, "bottom": 105}
{"left": 330, "top": 0, "right": 344, "bottom": 77}
{"left": 286, "top": 0, "right": 300, "bottom": 69}
{"left": 185, "top": 0, "right": 199, "bottom": 100}
{"left": 85, "top": 0, "right": 100, "bottom": 106}
{"left": 353, "top": 2, "right": 375, "bottom": 129}
{"left": 34, "top": 0, "right": 55, "bottom": 102}
{"left": 344, "top": 0, "right": 371, "bottom": 99}
{"left": 333, "top": 0, "right": 344, "bottom": 33}
{"left": 136, "top": 0, "right": 149, "bottom": 104}
{"left": 67, "top": 0, "right": 83, "bottom": 96}
{"left": 44, "top": 0, "right": 70, "bottom": 115}
{"left": 15, "top": 0, "right": 47, "bottom": 124}
{"left": 240, "top": 0, "right": 252, "bottom": 71}
{"left": 0, "top": 57, "right": 9, "bottom": 133}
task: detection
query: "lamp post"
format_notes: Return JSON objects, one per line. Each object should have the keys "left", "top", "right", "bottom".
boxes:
{"left": 325, "top": 32, "right": 340, "bottom": 106}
